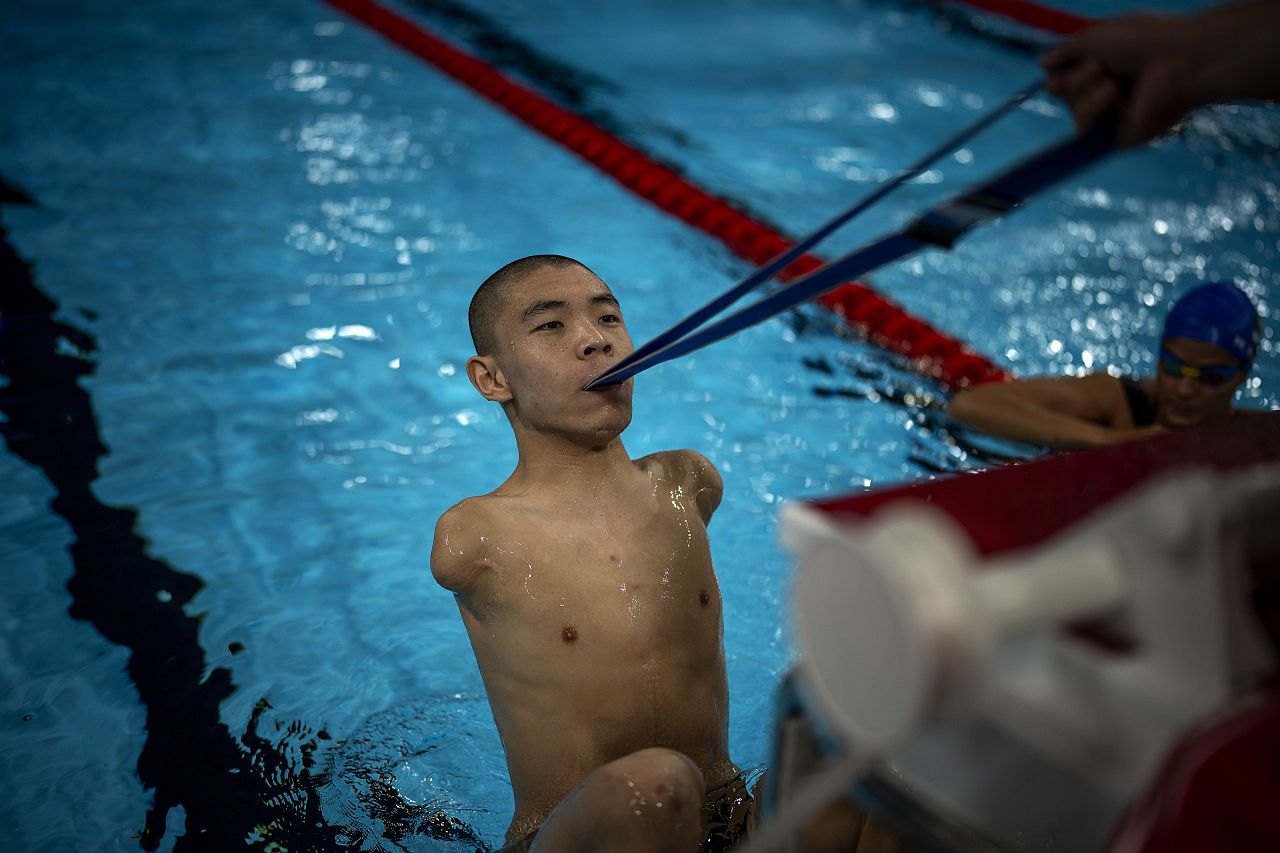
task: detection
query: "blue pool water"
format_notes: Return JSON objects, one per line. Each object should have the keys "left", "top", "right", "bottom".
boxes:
{"left": 1, "top": 0, "right": 1276, "bottom": 850}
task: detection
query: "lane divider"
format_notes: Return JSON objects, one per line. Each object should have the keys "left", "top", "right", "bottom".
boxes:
{"left": 325, "top": 0, "right": 1011, "bottom": 387}
{"left": 937, "top": 0, "right": 1092, "bottom": 36}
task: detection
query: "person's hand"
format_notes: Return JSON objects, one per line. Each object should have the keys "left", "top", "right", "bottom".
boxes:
{"left": 1040, "top": 1, "right": 1280, "bottom": 147}
{"left": 1039, "top": 13, "right": 1195, "bottom": 147}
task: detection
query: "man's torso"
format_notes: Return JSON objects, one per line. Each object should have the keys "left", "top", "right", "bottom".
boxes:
{"left": 446, "top": 452, "right": 733, "bottom": 836}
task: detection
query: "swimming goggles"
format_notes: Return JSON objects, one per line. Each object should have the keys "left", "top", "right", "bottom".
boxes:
{"left": 585, "top": 80, "right": 1117, "bottom": 390}
{"left": 1158, "top": 348, "right": 1239, "bottom": 387}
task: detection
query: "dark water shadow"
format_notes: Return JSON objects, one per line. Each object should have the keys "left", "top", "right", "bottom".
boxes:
{"left": 0, "top": 176, "right": 487, "bottom": 852}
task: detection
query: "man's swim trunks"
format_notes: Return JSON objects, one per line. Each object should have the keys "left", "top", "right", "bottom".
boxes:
{"left": 700, "top": 769, "right": 762, "bottom": 851}
{"left": 495, "top": 768, "right": 763, "bottom": 852}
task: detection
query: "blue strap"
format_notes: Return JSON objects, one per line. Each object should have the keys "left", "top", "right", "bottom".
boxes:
{"left": 582, "top": 80, "right": 1044, "bottom": 390}
{"left": 585, "top": 119, "right": 1115, "bottom": 389}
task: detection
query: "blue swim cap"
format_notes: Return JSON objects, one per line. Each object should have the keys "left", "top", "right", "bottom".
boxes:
{"left": 1162, "top": 282, "right": 1261, "bottom": 368}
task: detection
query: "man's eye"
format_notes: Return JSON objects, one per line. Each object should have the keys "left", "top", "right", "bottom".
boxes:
{"left": 535, "top": 320, "right": 562, "bottom": 331}
{"left": 600, "top": 314, "right": 620, "bottom": 324}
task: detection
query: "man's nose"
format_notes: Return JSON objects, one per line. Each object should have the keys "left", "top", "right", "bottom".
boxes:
{"left": 1171, "top": 374, "right": 1200, "bottom": 396}
{"left": 577, "top": 325, "right": 613, "bottom": 359}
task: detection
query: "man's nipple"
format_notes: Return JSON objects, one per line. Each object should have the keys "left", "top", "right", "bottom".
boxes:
{"left": 699, "top": 589, "right": 710, "bottom": 607}
{"left": 562, "top": 625, "right": 578, "bottom": 644}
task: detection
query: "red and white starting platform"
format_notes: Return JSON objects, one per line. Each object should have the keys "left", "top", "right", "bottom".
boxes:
{"left": 765, "top": 411, "right": 1280, "bottom": 853}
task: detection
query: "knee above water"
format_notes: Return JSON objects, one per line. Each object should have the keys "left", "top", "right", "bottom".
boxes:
{"left": 615, "top": 748, "right": 706, "bottom": 811}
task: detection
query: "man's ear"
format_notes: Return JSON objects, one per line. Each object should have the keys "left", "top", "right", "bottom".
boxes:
{"left": 467, "top": 355, "right": 512, "bottom": 403}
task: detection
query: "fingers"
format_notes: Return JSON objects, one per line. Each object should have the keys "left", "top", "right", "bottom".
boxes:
{"left": 1045, "top": 58, "right": 1122, "bottom": 134}
{"left": 1072, "top": 76, "right": 1121, "bottom": 136}
{"left": 1041, "top": 13, "right": 1168, "bottom": 77}
{"left": 1039, "top": 39, "right": 1084, "bottom": 73}
{"left": 1039, "top": 20, "right": 1118, "bottom": 75}
{"left": 1121, "top": 64, "right": 1188, "bottom": 146}
{"left": 1049, "top": 56, "right": 1104, "bottom": 100}
{"left": 1039, "top": 23, "right": 1106, "bottom": 73}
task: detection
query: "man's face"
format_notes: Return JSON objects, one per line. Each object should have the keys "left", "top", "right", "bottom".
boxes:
{"left": 1154, "top": 336, "right": 1245, "bottom": 429}
{"left": 488, "top": 264, "right": 635, "bottom": 441}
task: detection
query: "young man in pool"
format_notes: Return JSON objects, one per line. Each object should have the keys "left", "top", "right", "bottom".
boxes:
{"left": 947, "top": 281, "right": 1264, "bottom": 448}
{"left": 430, "top": 254, "right": 749, "bottom": 852}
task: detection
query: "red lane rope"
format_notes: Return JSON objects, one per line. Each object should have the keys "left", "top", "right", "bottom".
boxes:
{"left": 324, "top": 0, "right": 1011, "bottom": 388}
{"left": 940, "top": 0, "right": 1093, "bottom": 35}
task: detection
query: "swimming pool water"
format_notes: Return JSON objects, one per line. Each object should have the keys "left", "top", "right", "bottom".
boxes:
{"left": 1, "top": 0, "right": 1276, "bottom": 849}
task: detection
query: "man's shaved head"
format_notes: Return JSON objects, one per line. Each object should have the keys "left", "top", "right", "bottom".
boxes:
{"left": 469, "top": 255, "right": 595, "bottom": 355}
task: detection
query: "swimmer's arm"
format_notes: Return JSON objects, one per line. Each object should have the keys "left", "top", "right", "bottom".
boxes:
{"left": 430, "top": 503, "right": 491, "bottom": 593}
{"left": 947, "top": 373, "right": 1148, "bottom": 449}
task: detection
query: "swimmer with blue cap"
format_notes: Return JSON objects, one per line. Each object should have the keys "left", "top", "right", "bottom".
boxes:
{"left": 948, "top": 281, "right": 1264, "bottom": 448}
{"left": 1154, "top": 282, "right": 1261, "bottom": 428}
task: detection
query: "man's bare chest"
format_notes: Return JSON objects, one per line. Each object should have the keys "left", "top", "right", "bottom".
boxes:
{"left": 475, "top": 497, "right": 718, "bottom": 642}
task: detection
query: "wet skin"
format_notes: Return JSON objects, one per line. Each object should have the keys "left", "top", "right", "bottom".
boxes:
{"left": 432, "top": 265, "right": 733, "bottom": 842}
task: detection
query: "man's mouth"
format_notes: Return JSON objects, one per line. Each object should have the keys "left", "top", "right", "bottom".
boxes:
{"left": 583, "top": 367, "right": 624, "bottom": 392}
{"left": 584, "top": 378, "right": 624, "bottom": 393}
{"left": 583, "top": 370, "right": 632, "bottom": 394}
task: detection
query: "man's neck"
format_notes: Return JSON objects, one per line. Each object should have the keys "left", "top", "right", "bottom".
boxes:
{"left": 506, "top": 429, "right": 635, "bottom": 495}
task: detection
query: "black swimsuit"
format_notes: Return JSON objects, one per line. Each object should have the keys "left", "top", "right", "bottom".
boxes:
{"left": 1121, "top": 378, "right": 1157, "bottom": 427}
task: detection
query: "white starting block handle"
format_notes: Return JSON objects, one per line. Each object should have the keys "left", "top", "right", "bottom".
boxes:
{"left": 979, "top": 539, "right": 1127, "bottom": 638}
{"left": 787, "top": 502, "right": 1129, "bottom": 756}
